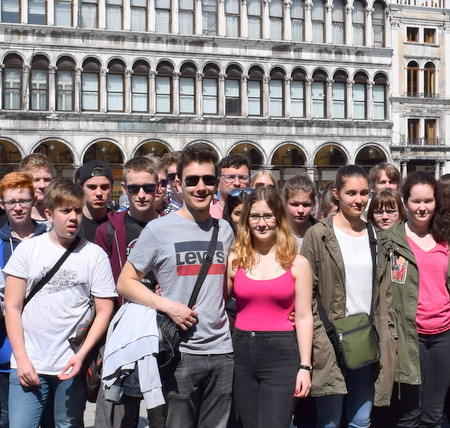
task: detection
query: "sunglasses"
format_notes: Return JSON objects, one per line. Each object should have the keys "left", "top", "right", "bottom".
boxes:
{"left": 229, "top": 187, "right": 254, "bottom": 197}
{"left": 167, "top": 173, "right": 177, "bottom": 182}
{"left": 183, "top": 175, "right": 217, "bottom": 187}
{"left": 126, "top": 183, "right": 157, "bottom": 194}
{"left": 254, "top": 182, "right": 275, "bottom": 188}
{"left": 159, "top": 179, "right": 169, "bottom": 187}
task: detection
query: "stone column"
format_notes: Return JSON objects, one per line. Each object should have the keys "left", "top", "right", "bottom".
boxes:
{"left": 196, "top": 72, "right": 203, "bottom": 115}
{"left": 48, "top": 66, "right": 56, "bottom": 111}
{"left": 305, "top": 78, "right": 312, "bottom": 118}
{"left": 149, "top": 71, "right": 156, "bottom": 113}
{"left": 366, "top": 81, "right": 373, "bottom": 120}
{"left": 242, "top": 75, "right": 248, "bottom": 116}
{"left": 241, "top": 0, "right": 248, "bottom": 37}
{"left": 284, "top": 0, "right": 292, "bottom": 40}
{"left": 304, "top": 0, "right": 312, "bottom": 42}
{"left": 263, "top": 0, "right": 270, "bottom": 39}
{"left": 326, "top": 78, "right": 333, "bottom": 119}
{"left": 100, "top": 68, "right": 107, "bottom": 111}
{"left": 173, "top": 72, "right": 180, "bottom": 115}
{"left": 218, "top": 73, "right": 226, "bottom": 116}
{"left": 263, "top": 76, "right": 270, "bottom": 117}
{"left": 218, "top": 0, "right": 226, "bottom": 36}
{"left": 285, "top": 77, "right": 292, "bottom": 117}
{"left": 75, "top": 67, "right": 82, "bottom": 112}
{"left": 125, "top": 69, "right": 132, "bottom": 112}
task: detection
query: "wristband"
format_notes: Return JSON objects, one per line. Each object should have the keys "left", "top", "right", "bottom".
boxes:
{"left": 299, "top": 365, "right": 312, "bottom": 372}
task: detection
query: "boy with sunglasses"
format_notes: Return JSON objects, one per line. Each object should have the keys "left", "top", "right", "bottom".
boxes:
{"left": 75, "top": 160, "right": 114, "bottom": 242}
{"left": 118, "top": 143, "right": 235, "bottom": 428}
{"left": 94, "top": 156, "right": 160, "bottom": 428}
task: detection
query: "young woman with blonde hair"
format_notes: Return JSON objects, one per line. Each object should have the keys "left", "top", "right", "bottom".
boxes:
{"left": 226, "top": 186, "right": 313, "bottom": 428}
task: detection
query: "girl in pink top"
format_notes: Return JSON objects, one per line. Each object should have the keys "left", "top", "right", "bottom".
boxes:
{"left": 226, "top": 186, "right": 313, "bottom": 428}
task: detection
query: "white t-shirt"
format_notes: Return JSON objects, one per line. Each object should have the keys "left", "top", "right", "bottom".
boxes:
{"left": 3, "top": 234, "right": 117, "bottom": 375}
{"left": 333, "top": 226, "right": 372, "bottom": 316}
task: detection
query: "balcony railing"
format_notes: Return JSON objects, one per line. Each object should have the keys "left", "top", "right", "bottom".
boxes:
{"left": 407, "top": 138, "right": 440, "bottom": 145}
{"left": 405, "top": 92, "right": 438, "bottom": 98}
{"left": 394, "top": 0, "right": 445, "bottom": 8}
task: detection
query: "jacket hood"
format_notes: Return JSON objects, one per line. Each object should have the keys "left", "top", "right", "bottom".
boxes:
{"left": 0, "top": 220, "right": 48, "bottom": 241}
{"left": 106, "top": 209, "right": 128, "bottom": 231}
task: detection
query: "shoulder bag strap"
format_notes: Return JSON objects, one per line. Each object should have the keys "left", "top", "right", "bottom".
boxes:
{"left": 187, "top": 219, "right": 220, "bottom": 308}
{"left": 23, "top": 235, "right": 81, "bottom": 309}
{"left": 366, "top": 223, "right": 377, "bottom": 318}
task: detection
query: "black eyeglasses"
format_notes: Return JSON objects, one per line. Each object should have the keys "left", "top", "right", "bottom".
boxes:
{"left": 126, "top": 183, "right": 157, "bottom": 194}
{"left": 183, "top": 175, "right": 217, "bottom": 187}
{"left": 167, "top": 173, "right": 177, "bottom": 182}
{"left": 229, "top": 187, "right": 254, "bottom": 197}
{"left": 159, "top": 179, "right": 169, "bottom": 187}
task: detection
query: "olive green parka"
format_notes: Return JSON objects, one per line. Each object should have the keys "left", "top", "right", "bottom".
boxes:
{"left": 377, "top": 221, "right": 450, "bottom": 386}
{"left": 300, "top": 216, "right": 397, "bottom": 406}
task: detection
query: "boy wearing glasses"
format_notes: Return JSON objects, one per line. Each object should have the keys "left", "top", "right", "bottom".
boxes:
{"left": 0, "top": 172, "right": 48, "bottom": 427}
{"left": 210, "top": 154, "right": 251, "bottom": 219}
{"left": 118, "top": 143, "right": 235, "bottom": 428}
{"left": 94, "top": 156, "right": 160, "bottom": 428}
{"left": 75, "top": 160, "right": 114, "bottom": 242}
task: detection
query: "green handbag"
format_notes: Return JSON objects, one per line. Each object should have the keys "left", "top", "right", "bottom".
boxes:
{"left": 332, "top": 313, "right": 380, "bottom": 370}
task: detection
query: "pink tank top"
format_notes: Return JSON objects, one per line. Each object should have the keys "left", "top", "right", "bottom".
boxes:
{"left": 234, "top": 267, "right": 295, "bottom": 331}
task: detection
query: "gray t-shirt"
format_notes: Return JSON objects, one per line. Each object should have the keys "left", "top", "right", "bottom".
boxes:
{"left": 129, "top": 212, "right": 234, "bottom": 355}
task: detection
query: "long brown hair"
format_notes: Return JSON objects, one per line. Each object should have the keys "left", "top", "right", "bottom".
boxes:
{"left": 232, "top": 186, "right": 297, "bottom": 270}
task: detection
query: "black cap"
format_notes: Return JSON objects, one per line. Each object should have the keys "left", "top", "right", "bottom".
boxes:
{"left": 76, "top": 160, "right": 113, "bottom": 185}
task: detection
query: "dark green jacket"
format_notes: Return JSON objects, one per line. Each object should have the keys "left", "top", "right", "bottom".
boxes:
{"left": 378, "top": 221, "right": 450, "bottom": 385}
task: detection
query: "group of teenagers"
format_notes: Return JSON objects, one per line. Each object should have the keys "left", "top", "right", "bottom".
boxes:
{"left": 0, "top": 142, "right": 449, "bottom": 428}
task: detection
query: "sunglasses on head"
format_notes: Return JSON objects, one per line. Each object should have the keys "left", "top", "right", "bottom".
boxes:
{"left": 254, "top": 182, "right": 275, "bottom": 188}
{"left": 183, "top": 175, "right": 217, "bottom": 187}
{"left": 126, "top": 183, "right": 157, "bottom": 194}
{"left": 229, "top": 187, "right": 254, "bottom": 197}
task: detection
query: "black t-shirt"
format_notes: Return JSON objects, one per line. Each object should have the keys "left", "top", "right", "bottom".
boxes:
{"left": 79, "top": 214, "right": 108, "bottom": 243}
{"left": 124, "top": 214, "right": 156, "bottom": 290}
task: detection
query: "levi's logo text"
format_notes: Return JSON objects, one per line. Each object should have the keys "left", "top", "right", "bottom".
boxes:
{"left": 175, "top": 241, "right": 225, "bottom": 276}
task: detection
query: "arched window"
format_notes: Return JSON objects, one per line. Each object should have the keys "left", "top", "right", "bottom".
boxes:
{"left": 30, "top": 55, "right": 49, "bottom": 111}
{"left": 156, "top": 62, "right": 173, "bottom": 113}
{"left": 179, "top": 63, "right": 196, "bottom": 114}
{"left": 248, "top": 0, "right": 262, "bottom": 38}
{"left": 424, "top": 62, "right": 436, "bottom": 98}
{"left": 269, "top": 68, "right": 284, "bottom": 117}
{"left": 332, "top": 0, "right": 345, "bottom": 44}
{"left": 407, "top": 61, "right": 419, "bottom": 97}
{"left": 311, "top": 0, "right": 325, "bottom": 43}
{"left": 155, "top": 0, "right": 170, "bottom": 32}
{"left": 291, "top": 0, "right": 304, "bottom": 41}
{"left": 291, "top": 68, "right": 305, "bottom": 118}
{"left": 312, "top": 70, "right": 327, "bottom": 118}
{"left": 352, "top": 0, "right": 365, "bottom": 46}
{"left": 2, "top": 0, "right": 20, "bottom": 22}
{"left": 82, "top": 58, "right": 100, "bottom": 111}
{"left": 269, "top": 0, "right": 283, "bottom": 40}
{"left": 373, "top": 73, "right": 387, "bottom": 120}
{"left": 132, "top": 61, "right": 149, "bottom": 112}
{"left": 247, "top": 66, "right": 263, "bottom": 116}
{"left": 225, "top": 65, "right": 241, "bottom": 115}
{"left": 225, "top": 0, "right": 239, "bottom": 37}
{"left": 56, "top": 57, "right": 75, "bottom": 111}
{"left": 372, "top": 1, "right": 385, "bottom": 47}
{"left": 3, "top": 54, "right": 23, "bottom": 110}
{"left": 131, "top": 0, "right": 147, "bottom": 30}
{"left": 106, "top": 0, "right": 122, "bottom": 29}
{"left": 203, "top": 64, "right": 219, "bottom": 115}
{"left": 353, "top": 72, "right": 367, "bottom": 119}
{"left": 29, "top": 0, "right": 47, "bottom": 24}
{"left": 107, "top": 59, "right": 125, "bottom": 112}
{"left": 179, "top": 0, "right": 194, "bottom": 34}
{"left": 333, "top": 70, "right": 347, "bottom": 119}
{"left": 80, "top": 0, "right": 98, "bottom": 27}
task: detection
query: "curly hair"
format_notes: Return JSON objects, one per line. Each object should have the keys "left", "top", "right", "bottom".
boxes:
{"left": 232, "top": 186, "right": 297, "bottom": 271}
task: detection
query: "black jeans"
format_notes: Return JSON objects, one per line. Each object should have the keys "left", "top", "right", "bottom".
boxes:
{"left": 394, "top": 328, "right": 450, "bottom": 427}
{"left": 232, "top": 328, "right": 299, "bottom": 428}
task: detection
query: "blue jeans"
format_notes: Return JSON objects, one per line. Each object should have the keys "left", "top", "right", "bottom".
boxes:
{"left": 8, "top": 369, "right": 86, "bottom": 428}
{"left": 315, "top": 364, "right": 374, "bottom": 428}
{"left": 163, "top": 352, "right": 234, "bottom": 428}
{"left": 232, "top": 328, "right": 299, "bottom": 428}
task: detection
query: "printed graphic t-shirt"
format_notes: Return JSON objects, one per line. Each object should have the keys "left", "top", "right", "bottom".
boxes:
{"left": 3, "top": 234, "right": 117, "bottom": 375}
{"left": 129, "top": 212, "right": 234, "bottom": 355}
